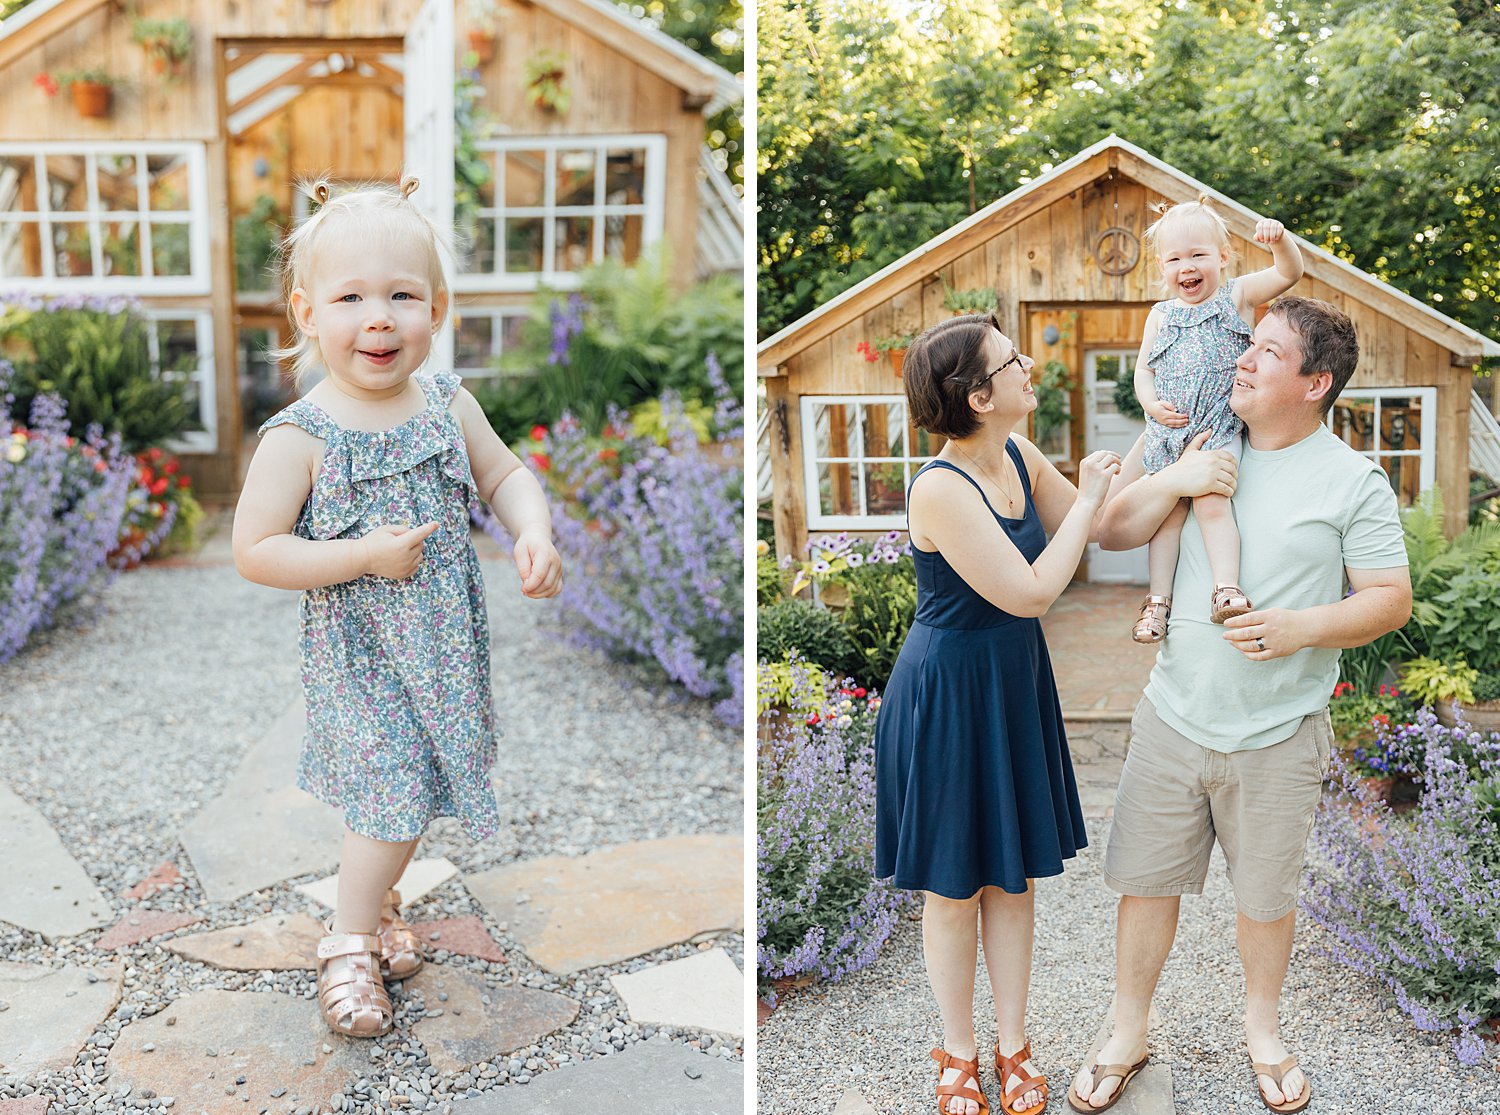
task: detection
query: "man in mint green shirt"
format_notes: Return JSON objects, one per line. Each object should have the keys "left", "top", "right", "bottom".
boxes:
{"left": 1069, "top": 297, "right": 1412, "bottom": 1113}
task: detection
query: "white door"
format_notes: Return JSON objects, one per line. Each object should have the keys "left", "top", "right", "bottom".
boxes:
{"left": 403, "top": 0, "right": 456, "bottom": 372}
{"left": 1084, "top": 349, "right": 1150, "bottom": 583}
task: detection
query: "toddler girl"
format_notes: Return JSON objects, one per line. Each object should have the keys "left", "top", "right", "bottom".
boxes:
{"left": 1125, "top": 196, "right": 1302, "bottom": 643}
{"left": 232, "top": 177, "right": 562, "bottom": 1037}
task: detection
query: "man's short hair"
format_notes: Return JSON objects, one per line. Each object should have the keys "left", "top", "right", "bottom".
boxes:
{"left": 1265, "top": 296, "right": 1359, "bottom": 415}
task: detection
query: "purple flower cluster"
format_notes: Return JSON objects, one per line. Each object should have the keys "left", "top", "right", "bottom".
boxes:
{"left": 547, "top": 294, "right": 586, "bottom": 367}
{"left": 0, "top": 362, "right": 134, "bottom": 663}
{"left": 0, "top": 290, "right": 139, "bottom": 315}
{"left": 1303, "top": 706, "right": 1500, "bottom": 1063}
{"left": 475, "top": 367, "right": 742, "bottom": 726}
{"left": 757, "top": 656, "right": 916, "bottom": 999}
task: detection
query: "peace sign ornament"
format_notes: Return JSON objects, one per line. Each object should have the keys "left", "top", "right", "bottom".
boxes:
{"left": 1095, "top": 226, "right": 1141, "bottom": 276}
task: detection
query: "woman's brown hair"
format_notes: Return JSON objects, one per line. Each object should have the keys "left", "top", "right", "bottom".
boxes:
{"left": 903, "top": 312, "right": 1001, "bottom": 439}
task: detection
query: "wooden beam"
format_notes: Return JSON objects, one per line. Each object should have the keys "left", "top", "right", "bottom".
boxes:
{"left": 227, "top": 56, "right": 323, "bottom": 116}
{"left": 525, "top": 0, "right": 719, "bottom": 99}
{"left": 0, "top": 0, "right": 119, "bottom": 72}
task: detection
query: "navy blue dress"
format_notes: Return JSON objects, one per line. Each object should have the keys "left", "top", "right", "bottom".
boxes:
{"left": 874, "top": 444, "right": 1088, "bottom": 899}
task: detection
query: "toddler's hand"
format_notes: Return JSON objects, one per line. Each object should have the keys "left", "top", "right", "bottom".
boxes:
{"left": 361, "top": 522, "right": 440, "bottom": 579}
{"left": 514, "top": 530, "right": 563, "bottom": 599}
{"left": 1254, "top": 219, "right": 1286, "bottom": 244}
{"left": 1146, "top": 399, "right": 1190, "bottom": 428}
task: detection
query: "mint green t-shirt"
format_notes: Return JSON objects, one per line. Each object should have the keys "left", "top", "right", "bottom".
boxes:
{"left": 1145, "top": 425, "right": 1407, "bottom": 753}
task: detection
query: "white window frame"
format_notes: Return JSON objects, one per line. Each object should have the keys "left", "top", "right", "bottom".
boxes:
{"left": 453, "top": 306, "right": 532, "bottom": 377}
{"left": 0, "top": 142, "right": 210, "bottom": 294}
{"left": 141, "top": 309, "right": 216, "bottom": 453}
{"left": 1327, "top": 386, "right": 1435, "bottom": 501}
{"left": 802, "top": 394, "right": 934, "bottom": 530}
{"left": 455, "top": 134, "right": 666, "bottom": 293}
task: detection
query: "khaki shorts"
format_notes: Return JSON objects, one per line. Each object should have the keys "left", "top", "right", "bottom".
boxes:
{"left": 1103, "top": 697, "right": 1332, "bottom": 921}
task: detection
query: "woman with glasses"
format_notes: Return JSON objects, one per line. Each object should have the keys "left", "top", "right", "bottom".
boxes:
{"left": 873, "top": 312, "right": 1123, "bottom": 1115}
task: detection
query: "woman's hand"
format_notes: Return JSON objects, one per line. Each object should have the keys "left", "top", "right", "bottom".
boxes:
{"left": 1076, "top": 450, "right": 1122, "bottom": 507}
{"left": 1145, "top": 399, "right": 1190, "bottom": 428}
{"left": 360, "top": 522, "right": 441, "bottom": 579}
{"left": 514, "top": 529, "right": 564, "bottom": 598}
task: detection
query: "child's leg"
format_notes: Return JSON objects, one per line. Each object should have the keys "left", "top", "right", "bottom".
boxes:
{"left": 1147, "top": 499, "right": 1189, "bottom": 598}
{"left": 1193, "top": 492, "right": 1241, "bottom": 588}
{"left": 333, "top": 828, "right": 419, "bottom": 934}
{"left": 386, "top": 839, "right": 420, "bottom": 896}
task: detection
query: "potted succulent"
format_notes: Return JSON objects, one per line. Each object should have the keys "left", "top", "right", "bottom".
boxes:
{"left": 131, "top": 17, "right": 192, "bottom": 80}
{"left": 52, "top": 69, "right": 119, "bottom": 118}
{"left": 524, "top": 49, "right": 571, "bottom": 114}
{"left": 465, "top": 0, "right": 501, "bottom": 63}
{"left": 941, "top": 283, "right": 996, "bottom": 316}
{"left": 874, "top": 332, "right": 916, "bottom": 377}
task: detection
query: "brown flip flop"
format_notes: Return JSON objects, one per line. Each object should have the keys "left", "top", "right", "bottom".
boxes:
{"left": 1252, "top": 1056, "right": 1311, "bottom": 1113}
{"left": 1065, "top": 1054, "right": 1149, "bottom": 1113}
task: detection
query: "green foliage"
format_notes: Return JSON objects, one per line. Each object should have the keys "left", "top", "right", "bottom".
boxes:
{"left": 475, "top": 244, "right": 742, "bottom": 442}
{"left": 1113, "top": 375, "right": 1145, "bottom": 421}
{"left": 837, "top": 558, "right": 917, "bottom": 691}
{"left": 1399, "top": 488, "right": 1500, "bottom": 673}
{"left": 941, "top": 284, "right": 996, "bottom": 314}
{"left": 1399, "top": 656, "right": 1478, "bottom": 707}
{"left": 1338, "top": 627, "right": 1412, "bottom": 692}
{"left": 453, "top": 63, "right": 493, "bottom": 266}
{"left": 0, "top": 304, "right": 191, "bottom": 451}
{"left": 758, "top": 0, "right": 1500, "bottom": 353}
{"left": 233, "top": 195, "right": 288, "bottom": 292}
{"left": 1034, "top": 358, "right": 1074, "bottom": 452}
{"left": 639, "top": 0, "right": 744, "bottom": 189}
{"left": 757, "top": 597, "right": 859, "bottom": 680}
{"left": 756, "top": 653, "right": 826, "bottom": 714}
{"left": 1329, "top": 681, "right": 1413, "bottom": 750}
{"left": 1473, "top": 674, "right": 1500, "bottom": 705}
{"left": 758, "top": 548, "right": 787, "bottom": 607}
{"left": 130, "top": 18, "right": 192, "bottom": 62}
{"left": 56, "top": 69, "right": 118, "bottom": 88}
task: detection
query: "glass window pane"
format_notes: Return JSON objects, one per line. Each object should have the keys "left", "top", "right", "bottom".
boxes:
{"left": 0, "top": 221, "right": 44, "bottom": 277}
{"left": 503, "top": 151, "right": 545, "bottom": 208}
{"left": 96, "top": 154, "right": 139, "bottom": 212}
{"left": 455, "top": 313, "right": 494, "bottom": 369}
{"left": 150, "top": 223, "right": 191, "bottom": 276}
{"left": 604, "top": 213, "right": 643, "bottom": 263}
{"left": 147, "top": 155, "right": 190, "bottom": 211}
{"left": 1378, "top": 397, "right": 1420, "bottom": 452}
{"left": 499, "top": 313, "right": 527, "bottom": 354}
{"left": 555, "top": 149, "right": 596, "bottom": 206}
{"left": 475, "top": 154, "right": 496, "bottom": 209}
{"left": 463, "top": 217, "right": 496, "bottom": 273}
{"left": 503, "top": 218, "right": 544, "bottom": 273}
{"left": 43, "top": 156, "right": 88, "bottom": 212}
{"left": 52, "top": 222, "right": 94, "bottom": 276}
{"left": 1382, "top": 455, "right": 1421, "bottom": 508}
{"left": 865, "top": 462, "right": 905, "bottom": 515}
{"left": 553, "top": 216, "right": 593, "bottom": 271}
{"left": 812, "top": 402, "right": 861, "bottom": 459}
{"left": 1331, "top": 398, "right": 1375, "bottom": 452}
{"left": 1094, "top": 354, "right": 1123, "bottom": 382}
{"left": 605, "top": 148, "right": 646, "bottom": 204}
{"left": 0, "top": 155, "right": 41, "bottom": 213}
{"left": 101, "top": 220, "right": 141, "bottom": 276}
{"left": 156, "top": 319, "right": 203, "bottom": 429}
{"left": 817, "top": 461, "right": 858, "bottom": 517}
{"left": 863, "top": 402, "right": 903, "bottom": 458}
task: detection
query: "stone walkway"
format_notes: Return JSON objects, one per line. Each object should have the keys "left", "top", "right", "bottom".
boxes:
{"left": 1038, "top": 583, "right": 1157, "bottom": 720}
{"left": 0, "top": 512, "right": 744, "bottom": 1114}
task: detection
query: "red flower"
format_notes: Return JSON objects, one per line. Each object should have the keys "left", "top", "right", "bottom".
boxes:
{"left": 1370, "top": 714, "right": 1391, "bottom": 728}
{"left": 855, "top": 341, "right": 878, "bottom": 363}
{"left": 854, "top": 687, "right": 867, "bottom": 697}
{"left": 530, "top": 424, "right": 549, "bottom": 441}
{"left": 597, "top": 447, "right": 618, "bottom": 462}
{"left": 137, "top": 466, "right": 152, "bottom": 485}
{"left": 528, "top": 452, "right": 551, "bottom": 472}
{"left": 805, "top": 715, "right": 820, "bottom": 726}
{"left": 177, "top": 475, "right": 190, "bottom": 489}
{"left": 149, "top": 477, "right": 169, "bottom": 496}
{"left": 33, "top": 73, "right": 59, "bottom": 97}
{"left": 147, "top": 447, "right": 164, "bottom": 462}
{"left": 92, "top": 459, "right": 108, "bottom": 474}
{"left": 163, "top": 459, "right": 180, "bottom": 475}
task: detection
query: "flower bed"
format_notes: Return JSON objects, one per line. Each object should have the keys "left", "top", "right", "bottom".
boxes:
{"left": 477, "top": 363, "right": 742, "bottom": 726}
{"left": 1303, "top": 707, "right": 1500, "bottom": 1063}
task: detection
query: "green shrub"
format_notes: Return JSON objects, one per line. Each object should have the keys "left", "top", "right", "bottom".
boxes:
{"left": 757, "top": 549, "right": 786, "bottom": 607}
{"left": 758, "top": 598, "right": 858, "bottom": 680}
{"left": 1472, "top": 674, "right": 1500, "bottom": 705}
{"left": 0, "top": 298, "right": 192, "bottom": 451}
{"left": 839, "top": 558, "right": 917, "bottom": 690}
{"left": 1400, "top": 488, "right": 1500, "bottom": 675}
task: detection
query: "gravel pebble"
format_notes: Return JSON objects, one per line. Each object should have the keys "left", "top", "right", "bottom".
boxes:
{"left": 757, "top": 818, "right": 1500, "bottom": 1114}
{"left": 0, "top": 552, "right": 742, "bottom": 1112}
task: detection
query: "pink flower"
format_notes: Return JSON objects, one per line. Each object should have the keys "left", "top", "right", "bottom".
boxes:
{"left": 855, "top": 341, "right": 878, "bottom": 363}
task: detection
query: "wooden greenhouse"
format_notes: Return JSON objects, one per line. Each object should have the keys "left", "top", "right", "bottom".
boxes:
{"left": 757, "top": 136, "right": 1500, "bottom": 579}
{"left": 0, "top": 0, "right": 740, "bottom": 497}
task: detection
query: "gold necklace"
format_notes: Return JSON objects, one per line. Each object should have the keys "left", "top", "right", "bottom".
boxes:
{"left": 952, "top": 443, "right": 1019, "bottom": 512}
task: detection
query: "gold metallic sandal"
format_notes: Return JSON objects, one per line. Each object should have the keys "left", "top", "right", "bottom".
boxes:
{"left": 1131, "top": 596, "right": 1171, "bottom": 644}
{"left": 316, "top": 923, "right": 393, "bottom": 1037}
{"left": 1210, "top": 584, "right": 1252, "bottom": 624}
{"left": 377, "top": 888, "right": 424, "bottom": 980}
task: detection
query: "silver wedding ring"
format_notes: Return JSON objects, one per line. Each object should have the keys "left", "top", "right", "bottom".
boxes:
{"left": 1255, "top": 638, "right": 1266, "bottom": 652}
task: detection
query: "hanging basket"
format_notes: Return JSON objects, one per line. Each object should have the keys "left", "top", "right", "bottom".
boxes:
{"left": 70, "top": 81, "right": 112, "bottom": 118}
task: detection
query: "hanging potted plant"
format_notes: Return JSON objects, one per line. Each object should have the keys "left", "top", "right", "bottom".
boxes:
{"left": 941, "top": 282, "right": 997, "bottom": 316}
{"left": 48, "top": 69, "right": 119, "bottom": 118}
{"left": 524, "top": 49, "right": 571, "bottom": 114}
{"left": 131, "top": 18, "right": 193, "bottom": 81}
{"left": 874, "top": 333, "right": 916, "bottom": 377}
{"left": 465, "top": 0, "right": 501, "bottom": 64}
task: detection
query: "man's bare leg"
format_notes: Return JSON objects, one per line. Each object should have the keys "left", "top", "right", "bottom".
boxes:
{"left": 1239, "top": 909, "right": 1307, "bottom": 1106}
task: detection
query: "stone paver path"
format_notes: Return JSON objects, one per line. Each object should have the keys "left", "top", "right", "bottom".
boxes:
{"left": 0, "top": 785, "right": 110, "bottom": 942}
{"left": 0, "top": 962, "right": 122, "bottom": 1078}
{"left": 611, "top": 948, "right": 744, "bottom": 1038}
{"left": 1039, "top": 583, "right": 1156, "bottom": 718}
{"left": 297, "top": 857, "right": 459, "bottom": 910}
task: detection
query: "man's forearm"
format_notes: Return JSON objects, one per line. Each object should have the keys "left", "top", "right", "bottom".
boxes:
{"left": 1096, "top": 470, "right": 1186, "bottom": 551}
{"left": 1297, "top": 585, "right": 1411, "bottom": 650}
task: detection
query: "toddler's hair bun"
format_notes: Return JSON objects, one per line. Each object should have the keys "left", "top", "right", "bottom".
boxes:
{"left": 309, "top": 178, "right": 332, "bottom": 205}
{"left": 399, "top": 175, "right": 420, "bottom": 200}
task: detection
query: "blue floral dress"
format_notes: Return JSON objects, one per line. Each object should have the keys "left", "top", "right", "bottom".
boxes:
{"left": 1141, "top": 276, "right": 1254, "bottom": 474}
{"left": 258, "top": 370, "right": 499, "bottom": 843}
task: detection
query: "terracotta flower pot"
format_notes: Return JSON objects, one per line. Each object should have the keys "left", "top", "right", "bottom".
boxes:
{"left": 889, "top": 348, "right": 906, "bottom": 378}
{"left": 1360, "top": 774, "right": 1396, "bottom": 805}
{"left": 70, "top": 81, "right": 111, "bottom": 118}
{"left": 467, "top": 28, "right": 497, "bottom": 63}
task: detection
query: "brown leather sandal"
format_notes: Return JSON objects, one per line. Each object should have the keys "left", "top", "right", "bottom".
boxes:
{"left": 1131, "top": 596, "right": 1171, "bottom": 644}
{"left": 1210, "top": 584, "right": 1252, "bottom": 624}
{"left": 377, "top": 887, "right": 423, "bottom": 980}
{"left": 316, "top": 923, "right": 393, "bottom": 1037}
{"left": 931, "top": 1047, "right": 989, "bottom": 1115}
{"left": 1065, "top": 1054, "right": 1149, "bottom": 1113}
{"left": 994, "top": 1040, "right": 1048, "bottom": 1114}
{"left": 1251, "top": 1056, "right": 1311, "bottom": 1113}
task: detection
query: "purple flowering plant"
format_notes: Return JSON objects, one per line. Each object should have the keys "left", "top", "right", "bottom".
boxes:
{"left": 476, "top": 357, "right": 742, "bottom": 726}
{"left": 758, "top": 654, "right": 915, "bottom": 1000}
{"left": 1303, "top": 706, "right": 1500, "bottom": 1063}
{"left": 0, "top": 361, "right": 135, "bottom": 663}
